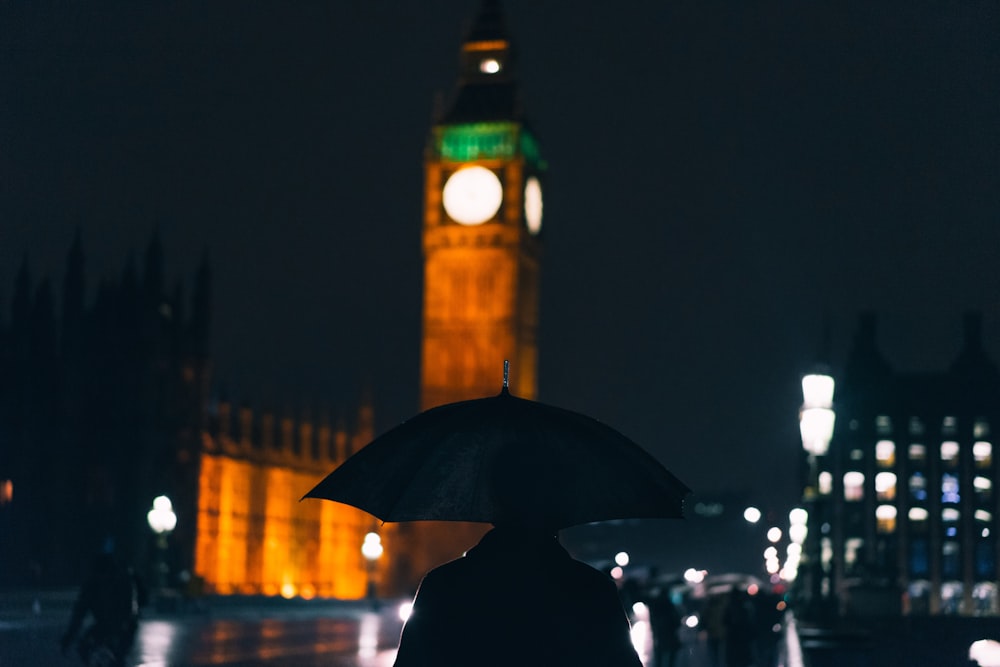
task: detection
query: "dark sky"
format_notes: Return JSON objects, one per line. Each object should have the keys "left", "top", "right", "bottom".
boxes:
{"left": 3, "top": 1, "right": 999, "bottom": 523}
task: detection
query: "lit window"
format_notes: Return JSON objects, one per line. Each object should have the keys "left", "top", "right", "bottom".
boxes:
{"left": 876, "top": 415, "right": 892, "bottom": 434}
{"left": 974, "top": 476, "right": 992, "bottom": 500}
{"left": 975, "top": 509, "right": 993, "bottom": 523}
{"left": 974, "top": 441, "right": 992, "bottom": 468}
{"left": 910, "top": 472, "right": 927, "bottom": 501}
{"left": 876, "top": 505, "right": 897, "bottom": 533}
{"left": 974, "top": 419, "right": 990, "bottom": 439}
{"left": 844, "top": 472, "right": 865, "bottom": 501}
{"left": 909, "top": 443, "right": 926, "bottom": 462}
{"left": 941, "top": 441, "right": 959, "bottom": 467}
{"left": 479, "top": 58, "right": 501, "bottom": 74}
{"left": 909, "top": 507, "right": 929, "bottom": 521}
{"left": 875, "top": 440, "right": 895, "bottom": 467}
{"left": 942, "top": 508, "right": 960, "bottom": 539}
{"left": 875, "top": 472, "right": 897, "bottom": 501}
{"left": 942, "top": 474, "right": 960, "bottom": 504}
{"left": 818, "top": 471, "right": 833, "bottom": 495}
{"left": 845, "top": 538, "right": 863, "bottom": 569}
{"left": 0, "top": 479, "right": 11, "bottom": 505}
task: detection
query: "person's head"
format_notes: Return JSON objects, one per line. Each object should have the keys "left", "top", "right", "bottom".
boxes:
{"left": 489, "top": 445, "right": 559, "bottom": 534}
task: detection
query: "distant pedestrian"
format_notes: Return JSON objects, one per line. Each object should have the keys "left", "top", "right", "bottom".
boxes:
{"left": 722, "top": 588, "right": 755, "bottom": 667}
{"left": 753, "top": 591, "right": 784, "bottom": 667}
{"left": 702, "top": 593, "right": 727, "bottom": 667}
{"left": 646, "top": 587, "right": 682, "bottom": 667}
{"left": 60, "top": 552, "right": 142, "bottom": 667}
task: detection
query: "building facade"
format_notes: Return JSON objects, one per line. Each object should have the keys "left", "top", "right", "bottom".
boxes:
{"left": 194, "top": 400, "right": 397, "bottom": 598}
{"left": 806, "top": 312, "right": 999, "bottom": 616}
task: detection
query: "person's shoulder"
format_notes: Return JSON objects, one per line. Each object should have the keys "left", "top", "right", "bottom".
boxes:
{"left": 418, "top": 553, "right": 479, "bottom": 585}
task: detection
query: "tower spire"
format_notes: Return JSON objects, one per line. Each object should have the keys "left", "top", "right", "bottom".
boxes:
{"left": 442, "top": 0, "right": 520, "bottom": 123}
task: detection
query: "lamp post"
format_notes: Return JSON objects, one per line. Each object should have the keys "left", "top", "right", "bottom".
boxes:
{"left": 361, "top": 531, "right": 383, "bottom": 609}
{"left": 146, "top": 495, "right": 177, "bottom": 594}
{"left": 799, "top": 372, "right": 835, "bottom": 616}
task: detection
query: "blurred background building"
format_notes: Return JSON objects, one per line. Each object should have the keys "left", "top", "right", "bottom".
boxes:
{"left": 0, "top": 230, "right": 388, "bottom": 598}
{"left": 799, "top": 311, "right": 1000, "bottom": 617}
{"left": 0, "top": 230, "right": 210, "bottom": 587}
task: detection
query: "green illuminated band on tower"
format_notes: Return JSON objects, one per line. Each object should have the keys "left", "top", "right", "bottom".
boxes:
{"left": 435, "top": 122, "right": 541, "bottom": 165}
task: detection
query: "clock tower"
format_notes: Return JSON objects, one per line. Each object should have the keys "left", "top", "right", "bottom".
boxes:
{"left": 390, "top": 0, "right": 546, "bottom": 586}
{"left": 421, "top": 0, "right": 545, "bottom": 411}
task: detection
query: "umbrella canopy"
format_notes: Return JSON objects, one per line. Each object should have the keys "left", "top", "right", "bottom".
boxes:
{"left": 303, "top": 374, "right": 691, "bottom": 530}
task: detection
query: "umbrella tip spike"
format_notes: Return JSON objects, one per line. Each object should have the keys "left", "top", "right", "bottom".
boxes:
{"left": 503, "top": 360, "right": 509, "bottom": 390}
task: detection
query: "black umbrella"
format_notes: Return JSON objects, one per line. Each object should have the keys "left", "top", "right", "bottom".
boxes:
{"left": 303, "top": 364, "right": 691, "bottom": 529}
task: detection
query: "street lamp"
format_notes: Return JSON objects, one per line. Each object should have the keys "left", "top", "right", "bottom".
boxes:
{"left": 799, "top": 371, "right": 835, "bottom": 616}
{"left": 800, "top": 373, "right": 835, "bottom": 459}
{"left": 147, "top": 495, "right": 177, "bottom": 593}
{"left": 361, "top": 531, "right": 383, "bottom": 608}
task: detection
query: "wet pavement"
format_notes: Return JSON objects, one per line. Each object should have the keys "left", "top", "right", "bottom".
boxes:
{"left": 5, "top": 588, "right": 994, "bottom": 667}
{"left": 0, "top": 591, "right": 404, "bottom": 667}
{"left": 0, "top": 589, "right": 798, "bottom": 667}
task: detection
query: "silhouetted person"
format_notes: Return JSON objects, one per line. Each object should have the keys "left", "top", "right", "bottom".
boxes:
{"left": 722, "top": 588, "right": 755, "bottom": 667}
{"left": 646, "top": 586, "right": 682, "bottom": 667}
{"left": 393, "top": 448, "right": 643, "bottom": 667}
{"left": 60, "top": 553, "right": 142, "bottom": 667}
{"left": 702, "top": 592, "right": 728, "bottom": 667}
{"left": 752, "top": 591, "right": 784, "bottom": 667}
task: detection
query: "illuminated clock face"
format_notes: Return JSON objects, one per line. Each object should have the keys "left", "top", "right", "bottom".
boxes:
{"left": 442, "top": 166, "right": 503, "bottom": 226}
{"left": 524, "top": 176, "right": 543, "bottom": 235}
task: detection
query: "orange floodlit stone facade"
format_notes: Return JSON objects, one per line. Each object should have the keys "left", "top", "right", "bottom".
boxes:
{"left": 192, "top": 401, "right": 402, "bottom": 598}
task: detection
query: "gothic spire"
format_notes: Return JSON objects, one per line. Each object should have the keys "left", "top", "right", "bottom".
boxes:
{"left": 440, "top": 0, "right": 522, "bottom": 123}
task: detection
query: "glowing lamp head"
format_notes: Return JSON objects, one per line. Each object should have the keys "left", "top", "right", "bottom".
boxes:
{"left": 802, "top": 373, "right": 835, "bottom": 408}
{"left": 362, "top": 532, "right": 384, "bottom": 561}
{"left": 788, "top": 508, "right": 808, "bottom": 526}
{"left": 147, "top": 495, "right": 177, "bottom": 534}
{"left": 800, "top": 408, "right": 836, "bottom": 456}
{"left": 800, "top": 372, "right": 836, "bottom": 456}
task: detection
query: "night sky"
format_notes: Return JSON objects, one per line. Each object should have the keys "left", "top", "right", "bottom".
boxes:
{"left": 3, "top": 0, "right": 999, "bottom": 544}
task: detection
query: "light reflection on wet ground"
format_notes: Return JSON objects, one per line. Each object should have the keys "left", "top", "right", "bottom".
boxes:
{"left": 137, "top": 610, "right": 402, "bottom": 667}
{"left": 0, "top": 597, "right": 404, "bottom": 667}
